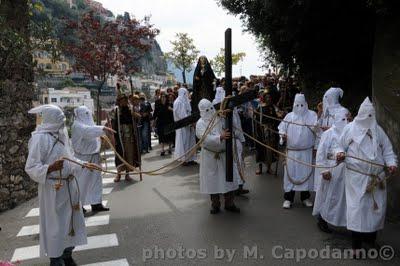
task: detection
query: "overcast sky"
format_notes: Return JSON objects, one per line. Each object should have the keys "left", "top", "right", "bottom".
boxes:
{"left": 96, "top": 0, "right": 265, "bottom": 77}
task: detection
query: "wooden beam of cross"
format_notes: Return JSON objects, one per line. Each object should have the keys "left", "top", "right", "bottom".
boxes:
{"left": 225, "top": 28, "right": 233, "bottom": 182}
{"left": 163, "top": 89, "right": 257, "bottom": 134}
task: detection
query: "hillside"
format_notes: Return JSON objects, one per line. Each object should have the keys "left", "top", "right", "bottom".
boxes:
{"left": 33, "top": 0, "right": 167, "bottom": 75}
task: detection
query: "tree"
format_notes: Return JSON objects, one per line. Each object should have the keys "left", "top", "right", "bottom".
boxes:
{"left": 165, "top": 33, "right": 200, "bottom": 84}
{"left": 218, "top": 0, "right": 383, "bottom": 108}
{"left": 210, "top": 48, "right": 246, "bottom": 76}
{"left": 63, "top": 11, "right": 158, "bottom": 124}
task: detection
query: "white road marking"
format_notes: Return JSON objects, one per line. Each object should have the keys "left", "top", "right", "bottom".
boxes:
{"left": 11, "top": 234, "right": 119, "bottom": 262}
{"left": 103, "top": 178, "right": 114, "bottom": 184}
{"left": 17, "top": 215, "right": 110, "bottom": 237}
{"left": 102, "top": 187, "right": 113, "bottom": 195}
{"left": 26, "top": 201, "right": 108, "bottom": 218}
{"left": 82, "top": 258, "right": 129, "bottom": 266}
{"left": 75, "top": 233, "right": 119, "bottom": 251}
{"left": 11, "top": 245, "right": 39, "bottom": 262}
{"left": 25, "top": 208, "right": 39, "bottom": 217}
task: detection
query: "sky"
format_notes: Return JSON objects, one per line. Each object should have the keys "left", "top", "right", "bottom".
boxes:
{"left": 96, "top": 0, "right": 265, "bottom": 77}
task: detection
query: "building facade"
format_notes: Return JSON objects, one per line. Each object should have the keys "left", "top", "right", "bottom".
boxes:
{"left": 40, "top": 87, "right": 94, "bottom": 112}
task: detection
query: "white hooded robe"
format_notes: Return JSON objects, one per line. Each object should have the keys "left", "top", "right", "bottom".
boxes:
{"left": 173, "top": 88, "right": 196, "bottom": 162}
{"left": 25, "top": 105, "right": 87, "bottom": 258}
{"left": 313, "top": 109, "right": 349, "bottom": 227}
{"left": 196, "top": 99, "right": 240, "bottom": 194}
{"left": 278, "top": 94, "right": 317, "bottom": 192}
{"left": 72, "top": 106, "right": 105, "bottom": 205}
{"left": 337, "top": 97, "right": 397, "bottom": 232}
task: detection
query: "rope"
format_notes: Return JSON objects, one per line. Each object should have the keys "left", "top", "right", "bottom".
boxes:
{"left": 249, "top": 115, "right": 387, "bottom": 169}
{"left": 61, "top": 109, "right": 223, "bottom": 176}
{"left": 253, "top": 109, "right": 320, "bottom": 129}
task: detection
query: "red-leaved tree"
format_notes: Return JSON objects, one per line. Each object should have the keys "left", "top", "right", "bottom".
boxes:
{"left": 63, "top": 11, "right": 158, "bottom": 124}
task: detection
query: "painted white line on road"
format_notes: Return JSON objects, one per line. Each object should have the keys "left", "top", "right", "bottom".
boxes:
{"left": 82, "top": 258, "right": 129, "bottom": 266}
{"left": 17, "top": 224, "right": 39, "bottom": 236}
{"left": 26, "top": 201, "right": 108, "bottom": 218}
{"left": 103, "top": 178, "right": 114, "bottom": 184}
{"left": 85, "top": 214, "right": 110, "bottom": 227}
{"left": 103, "top": 187, "right": 113, "bottom": 195}
{"left": 17, "top": 215, "right": 110, "bottom": 237}
{"left": 25, "top": 208, "right": 39, "bottom": 217}
{"left": 75, "top": 233, "right": 119, "bottom": 251}
{"left": 11, "top": 234, "right": 119, "bottom": 262}
{"left": 11, "top": 245, "right": 39, "bottom": 262}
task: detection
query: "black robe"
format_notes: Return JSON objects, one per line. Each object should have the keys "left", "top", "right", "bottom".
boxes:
{"left": 192, "top": 58, "right": 216, "bottom": 112}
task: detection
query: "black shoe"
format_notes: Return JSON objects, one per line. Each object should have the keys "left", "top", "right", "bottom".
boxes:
{"left": 168, "top": 150, "right": 172, "bottom": 155}
{"left": 210, "top": 207, "right": 220, "bottom": 214}
{"left": 82, "top": 207, "right": 87, "bottom": 214}
{"left": 225, "top": 205, "right": 240, "bottom": 213}
{"left": 317, "top": 219, "right": 332, "bottom": 233}
{"left": 188, "top": 161, "right": 198, "bottom": 165}
{"left": 91, "top": 204, "right": 110, "bottom": 212}
{"left": 235, "top": 188, "right": 250, "bottom": 195}
{"left": 149, "top": 147, "right": 153, "bottom": 151}
{"left": 160, "top": 151, "right": 165, "bottom": 156}
{"left": 63, "top": 257, "right": 77, "bottom": 266}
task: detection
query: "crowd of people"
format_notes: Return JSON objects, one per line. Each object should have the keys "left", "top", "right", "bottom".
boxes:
{"left": 23, "top": 70, "right": 398, "bottom": 264}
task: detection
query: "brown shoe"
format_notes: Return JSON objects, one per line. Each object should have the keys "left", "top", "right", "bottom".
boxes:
{"left": 114, "top": 174, "right": 121, "bottom": 183}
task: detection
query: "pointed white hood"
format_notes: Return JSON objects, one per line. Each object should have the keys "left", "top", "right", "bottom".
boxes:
{"left": 199, "top": 99, "right": 215, "bottom": 122}
{"left": 322, "top": 87, "right": 343, "bottom": 118}
{"left": 293, "top": 93, "right": 308, "bottom": 116}
{"left": 74, "top": 106, "right": 95, "bottom": 126}
{"left": 351, "top": 97, "right": 378, "bottom": 160}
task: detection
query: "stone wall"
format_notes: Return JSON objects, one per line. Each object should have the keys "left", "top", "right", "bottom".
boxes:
{"left": 0, "top": 80, "right": 37, "bottom": 211}
{"left": 372, "top": 15, "right": 400, "bottom": 221}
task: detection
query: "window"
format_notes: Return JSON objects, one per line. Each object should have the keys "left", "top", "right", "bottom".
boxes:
{"left": 51, "top": 98, "right": 57, "bottom": 103}
{"left": 44, "top": 97, "right": 48, "bottom": 104}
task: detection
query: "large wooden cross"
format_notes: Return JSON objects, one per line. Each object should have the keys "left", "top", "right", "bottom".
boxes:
{"left": 164, "top": 29, "right": 257, "bottom": 182}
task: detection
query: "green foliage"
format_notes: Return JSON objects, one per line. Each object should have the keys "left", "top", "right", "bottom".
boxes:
{"left": 165, "top": 33, "right": 200, "bottom": 73}
{"left": 59, "top": 78, "right": 77, "bottom": 88}
{"left": 218, "top": 0, "right": 379, "bottom": 105}
{"left": 210, "top": 48, "right": 246, "bottom": 76}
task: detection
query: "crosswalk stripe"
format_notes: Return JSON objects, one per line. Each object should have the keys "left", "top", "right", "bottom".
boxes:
{"left": 11, "top": 234, "right": 119, "bottom": 262}
{"left": 102, "top": 187, "right": 113, "bottom": 195}
{"left": 103, "top": 178, "right": 114, "bottom": 184}
{"left": 17, "top": 215, "right": 110, "bottom": 237}
{"left": 25, "top": 201, "right": 109, "bottom": 218}
{"left": 75, "top": 233, "right": 119, "bottom": 251}
{"left": 82, "top": 258, "right": 129, "bottom": 266}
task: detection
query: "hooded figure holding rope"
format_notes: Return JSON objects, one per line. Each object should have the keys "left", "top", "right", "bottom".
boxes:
{"left": 196, "top": 99, "right": 241, "bottom": 214}
{"left": 336, "top": 97, "right": 397, "bottom": 252}
{"left": 25, "top": 105, "right": 100, "bottom": 265}
{"left": 313, "top": 108, "right": 349, "bottom": 233}
{"left": 72, "top": 106, "right": 114, "bottom": 213}
{"left": 278, "top": 94, "right": 318, "bottom": 209}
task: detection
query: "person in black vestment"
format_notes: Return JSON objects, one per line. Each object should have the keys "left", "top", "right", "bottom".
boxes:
{"left": 254, "top": 89, "right": 279, "bottom": 175}
{"left": 192, "top": 56, "right": 216, "bottom": 112}
{"left": 153, "top": 92, "right": 175, "bottom": 156}
{"left": 111, "top": 94, "right": 141, "bottom": 182}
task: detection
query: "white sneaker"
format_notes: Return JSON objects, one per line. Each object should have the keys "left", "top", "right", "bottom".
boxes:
{"left": 303, "top": 199, "right": 313, "bottom": 207}
{"left": 283, "top": 200, "right": 292, "bottom": 209}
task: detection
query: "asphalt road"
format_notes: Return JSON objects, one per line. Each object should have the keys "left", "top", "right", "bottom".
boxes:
{"left": 1, "top": 140, "right": 399, "bottom": 265}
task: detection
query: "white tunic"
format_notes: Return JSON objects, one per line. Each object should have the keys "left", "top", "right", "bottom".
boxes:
{"left": 25, "top": 133, "right": 87, "bottom": 258}
{"left": 278, "top": 111, "right": 317, "bottom": 192}
{"left": 173, "top": 98, "right": 196, "bottom": 162}
{"left": 312, "top": 128, "right": 347, "bottom": 227}
{"left": 337, "top": 123, "right": 397, "bottom": 232}
{"left": 71, "top": 122, "right": 104, "bottom": 205}
{"left": 196, "top": 117, "right": 240, "bottom": 194}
